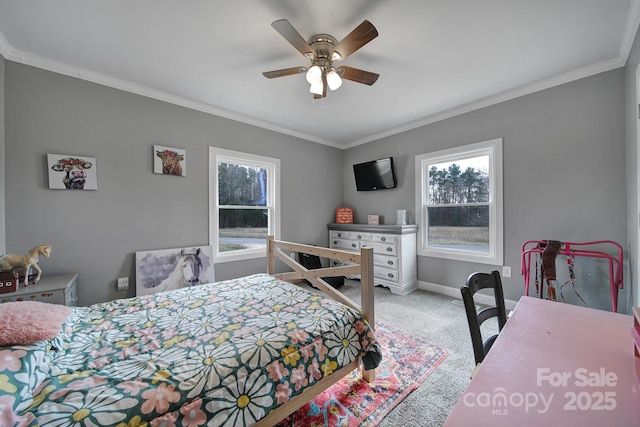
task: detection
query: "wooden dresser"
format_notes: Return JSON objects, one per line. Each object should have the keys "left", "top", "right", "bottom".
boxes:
{"left": 328, "top": 223, "right": 417, "bottom": 295}
{"left": 0, "top": 274, "right": 78, "bottom": 306}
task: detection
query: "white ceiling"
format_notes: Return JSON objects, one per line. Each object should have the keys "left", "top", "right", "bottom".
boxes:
{"left": 0, "top": 0, "right": 638, "bottom": 148}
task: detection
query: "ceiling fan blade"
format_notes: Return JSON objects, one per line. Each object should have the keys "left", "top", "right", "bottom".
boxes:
{"left": 262, "top": 67, "right": 307, "bottom": 79}
{"left": 338, "top": 66, "right": 379, "bottom": 85}
{"left": 330, "top": 20, "right": 378, "bottom": 61}
{"left": 271, "top": 19, "right": 315, "bottom": 59}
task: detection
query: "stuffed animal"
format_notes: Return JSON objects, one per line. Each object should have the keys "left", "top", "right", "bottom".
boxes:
{"left": 0, "top": 245, "right": 52, "bottom": 287}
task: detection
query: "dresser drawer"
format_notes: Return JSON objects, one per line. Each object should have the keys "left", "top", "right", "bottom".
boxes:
{"left": 330, "top": 230, "right": 350, "bottom": 239}
{"left": 349, "top": 232, "right": 372, "bottom": 242}
{"left": 372, "top": 233, "right": 397, "bottom": 244}
{"left": 374, "top": 254, "right": 399, "bottom": 270}
{"left": 1, "top": 288, "right": 65, "bottom": 304}
{"left": 362, "top": 241, "right": 398, "bottom": 256}
{"left": 375, "top": 267, "right": 399, "bottom": 283}
{"left": 330, "top": 238, "right": 359, "bottom": 251}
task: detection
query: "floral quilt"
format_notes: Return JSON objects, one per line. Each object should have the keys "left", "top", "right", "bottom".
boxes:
{"left": 0, "top": 273, "right": 381, "bottom": 426}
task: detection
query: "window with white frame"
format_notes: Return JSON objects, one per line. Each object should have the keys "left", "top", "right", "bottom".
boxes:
{"left": 415, "top": 138, "right": 503, "bottom": 265}
{"left": 209, "top": 147, "right": 280, "bottom": 263}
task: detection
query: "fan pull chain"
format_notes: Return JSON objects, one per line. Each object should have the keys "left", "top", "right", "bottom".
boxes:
{"left": 312, "top": 97, "right": 325, "bottom": 109}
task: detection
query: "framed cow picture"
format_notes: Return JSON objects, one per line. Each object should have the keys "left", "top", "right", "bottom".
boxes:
{"left": 47, "top": 154, "right": 98, "bottom": 190}
{"left": 154, "top": 145, "right": 186, "bottom": 176}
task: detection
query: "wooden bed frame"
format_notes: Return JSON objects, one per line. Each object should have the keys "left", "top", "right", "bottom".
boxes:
{"left": 257, "top": 236, "right": 376, "bottom": 426}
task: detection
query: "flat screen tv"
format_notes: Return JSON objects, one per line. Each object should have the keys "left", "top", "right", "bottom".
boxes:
{"left": 353, "top": 157, "right": 397, "bottom": 191}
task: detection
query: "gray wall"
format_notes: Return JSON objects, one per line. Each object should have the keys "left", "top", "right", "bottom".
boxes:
{"left": 3, "top": 63, "right": 344, "bottom": 305}
{"left": 1, "top": 60, "right": 633, "bottom": 311}
{"left": 344, "top": 69, "right": 628, "bottom": 309}
{"left": 625, "top": 25, "right": 640, "bottom": 309}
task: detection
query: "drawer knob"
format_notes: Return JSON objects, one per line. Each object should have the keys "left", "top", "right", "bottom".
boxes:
{"left": 387, "top": 260, "right": 394, "bottom": 265}
{"left": 381, "top": 237, "right": 386, "bottom": 241}
{"left": 352, "top": 243, "right": 357, "bottom": 248}
{"left": 333, "top": 241, "right": 337, "bottom": 245}
{"left": 386, "top": 247, "right": 393, "bottom": 252}
{"left": 338, "top": 233, "right": 343, "bottom": 237}
{"left": 357, "top": 235, "right": 362, "bottom": 239}
{"left": 388, "top": 273, "right": 394, "bottom": 278}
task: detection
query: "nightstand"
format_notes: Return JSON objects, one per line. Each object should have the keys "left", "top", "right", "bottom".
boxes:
{"left": 0, "top": 274, "right": 78, "bottom": 306}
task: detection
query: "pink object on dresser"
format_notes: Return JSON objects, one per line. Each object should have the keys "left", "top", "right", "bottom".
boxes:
{"left": 445, "top": 296, "right": 640, "bottom": 426}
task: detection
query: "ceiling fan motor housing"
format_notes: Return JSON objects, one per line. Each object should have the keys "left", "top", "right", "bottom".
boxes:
{"left": 307, "top": 34, "right": 338, "bottom": 70}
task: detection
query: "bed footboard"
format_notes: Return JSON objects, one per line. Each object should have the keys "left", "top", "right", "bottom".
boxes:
{"left": 262, "top": 236, "right": 377, "bottom": 426}
{"left": 267, "top": 236, "right": 375, "bottom": 327}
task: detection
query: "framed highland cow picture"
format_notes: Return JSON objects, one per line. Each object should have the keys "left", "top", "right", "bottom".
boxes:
{"left": 154, "top": 145, "right": 186, "bottom": 176}
{"left": 47, "top": 153, "right": 98, "bottom": 190}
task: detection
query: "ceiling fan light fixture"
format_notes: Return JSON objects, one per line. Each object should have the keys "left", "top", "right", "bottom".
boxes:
{"left": 309, "top": 79, "right": 324, "bottom": 95}
{"left": 305, "top": 65, "right": 322, "bottom": 84}
{"left": 326, "top": 69, "right": 342, "bottom": 90}
{"left": 264, "top": 19, "right": 379, "bottom": 99}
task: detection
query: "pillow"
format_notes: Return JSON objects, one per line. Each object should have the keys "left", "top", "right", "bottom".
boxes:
{"left": 0, "top": 301, "right": 72, "bottom": 346}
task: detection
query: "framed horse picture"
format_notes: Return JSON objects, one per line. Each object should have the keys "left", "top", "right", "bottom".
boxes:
{"left": 135, "top": 245, "right": 214, "bottom": 296}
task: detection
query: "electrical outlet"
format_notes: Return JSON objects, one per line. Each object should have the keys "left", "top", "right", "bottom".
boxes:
{"left": 502, "top": 266, "right": 512, "bottom": 278}
{"left": 117, "top": 277, "right": 129, "bottom": 291}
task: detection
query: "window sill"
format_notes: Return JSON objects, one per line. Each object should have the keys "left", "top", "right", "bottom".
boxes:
{"left": 214, "top": 249, "right": 266, "bottom": 264}
{"left": 418, "top": 248, "right": 502, "bottom": 265}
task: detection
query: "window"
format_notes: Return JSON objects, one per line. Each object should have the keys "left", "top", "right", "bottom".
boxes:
{"left": 209, "top": 147, "right": 280, "bottom": 263}
{"left": 415, "top": 138, "right": 503, "bottom": 265}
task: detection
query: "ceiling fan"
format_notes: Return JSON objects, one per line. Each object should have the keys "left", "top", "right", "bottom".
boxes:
{"left": 262, "top": 19, "right": 379, "bottom": 99}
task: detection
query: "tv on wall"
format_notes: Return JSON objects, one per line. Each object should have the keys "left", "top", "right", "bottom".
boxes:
{"left": 353, "top": 157, "right": 398, "bottom": 191}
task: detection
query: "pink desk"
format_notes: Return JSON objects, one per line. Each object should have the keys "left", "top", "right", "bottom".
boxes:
{"left": 444, "top": 296, "right": 640, "bottom": 426}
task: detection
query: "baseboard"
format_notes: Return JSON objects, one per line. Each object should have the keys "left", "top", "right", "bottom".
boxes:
{"left": 418, "top": 280, "right": 519, "bottom": 311}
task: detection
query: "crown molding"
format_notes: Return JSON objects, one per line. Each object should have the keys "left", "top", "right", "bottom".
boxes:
{"left": 0, "top": 31, "right": 12, "bottom": 59}
{"left": 1, "top": 45, "right": 630, "bottom": 151}
{"left": 1, "top": 42, "right": 341, "bottom": 148}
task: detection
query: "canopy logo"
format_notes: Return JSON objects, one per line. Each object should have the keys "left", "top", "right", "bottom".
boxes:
{"left": 462, "top": 367, "right": 618, "bottom": 416}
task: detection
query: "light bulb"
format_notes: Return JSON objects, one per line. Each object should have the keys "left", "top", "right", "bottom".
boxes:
{"left": 309, "top": 80, "right": 324, "bottom": 95}
{"left": 326, "top": 70, "right": 342, "bottom": 91}
{"left": 305, "top": 65, "right": 322, "bottom": 84}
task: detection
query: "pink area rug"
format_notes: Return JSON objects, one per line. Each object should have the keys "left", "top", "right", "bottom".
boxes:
{"left": 276, "top": 321, "right": 448, "bottom": 427}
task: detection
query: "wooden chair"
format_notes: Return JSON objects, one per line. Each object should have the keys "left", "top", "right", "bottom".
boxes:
{"left": 460, "top": 270, "right": 508, "bottom": 375}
